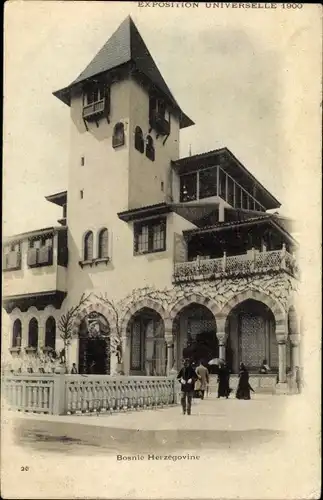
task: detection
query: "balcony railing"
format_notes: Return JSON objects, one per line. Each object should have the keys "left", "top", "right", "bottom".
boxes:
{"left": 149, "top": 110, "right": 170, "bottom": 136}
{"left": 173, "top": 246, "right": 299, "bottom": 283}
{"left": 82, "top": 98, "right": 106, "bottom": 121}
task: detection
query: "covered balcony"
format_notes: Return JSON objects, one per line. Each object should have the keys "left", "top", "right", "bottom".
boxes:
{"left": 2, "top": 227, "right": 68, "bottom": 313}
{"left": 173, "top": 215, "right": 299, "bottom": 282}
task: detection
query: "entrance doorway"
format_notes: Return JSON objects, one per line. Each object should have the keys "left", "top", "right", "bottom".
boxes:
{"left": 173, "top": 303, "right": 218, "bottom": 370}
{"left": 128, "top": 308, "right": 166, "bottom": 376}
{"left": 78, "top": 311, "right": 110, "bottom": 374}
{"left": 226, "top": 299, "right": 278, "bottom": 373}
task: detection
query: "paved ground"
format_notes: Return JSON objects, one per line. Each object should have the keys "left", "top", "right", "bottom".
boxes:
{"left": 1, "top": 393, "right": 320, "bottom": 499}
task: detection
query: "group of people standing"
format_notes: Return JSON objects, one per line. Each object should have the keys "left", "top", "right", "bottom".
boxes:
{"left": 177, "top": 358, "right": 255, "bottom": 415}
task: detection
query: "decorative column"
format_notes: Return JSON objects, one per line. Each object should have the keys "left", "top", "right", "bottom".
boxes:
{"left": 121, "top": 335, "right": 130, "bottom": 375}
{"left": 290, "top": 334, "right": 301, "bottom": 371}
{"left": 215, "top": 315, "right": 227, "bottom": 362}
{"left": 165, "top": 333, "right": 174, "bottom": 376}
{"left": 38, "top": 321, "right": 45, "bottom": 351}
{"left": 276, "top": 331, "right": 287, "bottom": 383}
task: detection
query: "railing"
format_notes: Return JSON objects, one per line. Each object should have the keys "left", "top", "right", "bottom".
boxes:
{"left": 3, "top": 374, "right": 55, "bottom": 414}
{"left": 82, "top": 99, "right": 106, "bottom": 120}
{"left": 174, "top": 247, "right": 299, "bottom": 282}
{"left": 149, "top": 110, "right": 170, "bottom": 136}
{"left": 3, "top": 374, "right": 176, "bottom": 415}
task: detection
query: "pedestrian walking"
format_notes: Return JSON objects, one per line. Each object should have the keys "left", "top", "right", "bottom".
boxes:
{"left": 177, "top": 358, "right": 197, "bottom": 415}
{"left": 195, "top": 360, "right": 209, "bottom": 400}
{"left": 217, "top": 360, "right": 231, "bottom": 399}
{"left": 236, "top": 362, "right": 254, "bottom": 400}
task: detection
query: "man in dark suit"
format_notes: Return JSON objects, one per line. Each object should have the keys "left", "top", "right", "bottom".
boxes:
{"left": 177, "top": 358, "right": 198, "bottom": 415}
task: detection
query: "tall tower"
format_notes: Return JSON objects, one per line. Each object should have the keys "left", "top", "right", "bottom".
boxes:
{"left": 53, "top": 16, "right": 193, "bottom": 294}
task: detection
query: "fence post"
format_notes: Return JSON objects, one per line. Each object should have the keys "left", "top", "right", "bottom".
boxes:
{"left": 281, "top": 243, "right": 286, "bottom": 270}
{"left": 52, "top": 375, "right": 66, "bottom": 415}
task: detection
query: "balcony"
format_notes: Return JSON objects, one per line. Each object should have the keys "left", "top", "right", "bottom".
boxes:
{"left": 82, "top": 98, "right": 106, "bottom": 121}
{"left": 27, "top": 246, "right": 53, "bottom": 268}
{"left": 149, "top": 110, "right": 170, "bottom": 136}
{"left": 173, "top": 247, "right": 299, "bottom": 283}
{"left": 2, "top": 228, "right": 68, "bottom": 313}
{"left": 3, "top": 251, "right": 22, "bottom": 272}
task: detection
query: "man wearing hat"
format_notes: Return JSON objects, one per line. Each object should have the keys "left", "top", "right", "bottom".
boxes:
{"left": 177, "top": 358, "right": 198, "bottom": 415}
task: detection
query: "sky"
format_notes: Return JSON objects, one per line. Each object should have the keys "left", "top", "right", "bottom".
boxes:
{"left": 3, "top": 2, "right": 321, "bottom": 237}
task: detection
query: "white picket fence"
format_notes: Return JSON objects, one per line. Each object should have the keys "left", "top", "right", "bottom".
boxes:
{"left": 2, "top": 374, "right": 176, "bottom": 415}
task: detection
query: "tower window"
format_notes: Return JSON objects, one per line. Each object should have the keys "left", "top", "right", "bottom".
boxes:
{"left": 146, "top": 135, "right": 155, "bottom": 162}
{"left": 149, "top": 96, "right": 170, "bottom": 136}
{"left": 45, "top": 317, "right": 56, "bottom": 350}
{"left": 84, "top": 82, "right": 105, "bottom": 105}
{"left": 98, "top": 228, "right": 109, "bottom": 259}
{"left": 112, "top": 122, "right": 125, "bottom": 148}
{"left": 12, "top": 319, "right": 22, "bottom": 348}
{"left": 84, "top": 231, "right": 94, "bottom": 261}
{"left": 134, "top": 126, "right": 144, "bottom": 153}
{"left": 28, "top": 318, "right": 38, "bottom": 348}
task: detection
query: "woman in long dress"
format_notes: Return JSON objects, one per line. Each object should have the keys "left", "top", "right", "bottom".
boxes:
{"left": 217, "top": 361, "right": 231, "bottom": 399}
{"left": 236, "top": 363, "right": 254, "bottom": 400}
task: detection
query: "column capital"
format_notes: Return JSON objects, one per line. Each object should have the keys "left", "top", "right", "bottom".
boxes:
{"left": 289, "top": 334, "right": 301, "bottom": 346}
{"left": 165, "top": 335, "right": 173, "bottom": 346}
{"left": 276, "top": 334, "right": 287, "bottom": 344}
{"left": 216, "top": 331, "right": 227, "bottom": 345}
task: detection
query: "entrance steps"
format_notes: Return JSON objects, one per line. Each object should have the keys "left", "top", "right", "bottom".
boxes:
{"left": 208, "top": 374, "right": 278, "bottom": 395}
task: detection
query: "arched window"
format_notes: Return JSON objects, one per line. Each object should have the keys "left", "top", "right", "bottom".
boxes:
{"left": 84, "top": 231, "right": 93, "bottom": 261}
{"left": 146, "top": 135, "right": 155, "bottom": 161}
{"left": 45, "top": 317, "right": 56, "bottom": 350}
{"left": 112, "top": 122, "right": 125, "bottom": 148}
{"left": 98, "top": 228, "right": 109, "bottom": 259}
{"left": 134, "top": 126, "right": 144, "bottom": 153}
{"left": 12, "top": 319, "right": 22, "bottom": 348}
{"left": 28, "top": 318, "right": 38, "bottom": 348}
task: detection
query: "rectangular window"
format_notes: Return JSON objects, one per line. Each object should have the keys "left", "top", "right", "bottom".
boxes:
{"left": 134, "top": 218, "right": 166, "bottom": 255}
{"left": 199, "top": 167, "right": 218, "bottom": 199}
{"left": 85, "top": 83, "right": 105, "bottom": 105}
{"left": 180, "top": 173, "right": 197, "bottom": 202}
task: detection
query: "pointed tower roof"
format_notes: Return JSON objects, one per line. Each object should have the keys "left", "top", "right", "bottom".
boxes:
{"left": 53, "top": 16, "right": 193, "bottom": 129}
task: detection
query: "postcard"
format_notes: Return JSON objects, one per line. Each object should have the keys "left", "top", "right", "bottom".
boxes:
{"left": 2, "top": 2, "right": 321, "bottom": 499}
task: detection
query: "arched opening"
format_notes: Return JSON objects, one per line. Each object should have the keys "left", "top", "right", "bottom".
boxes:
{"left": 84, "top": 231, "right": 93, "bottom": 261}
{"left": 28, "top": 318, "right": 38, "bottom": 348}
{"left": 172, "top": 303, "right": 218, "bottom": 371}
{"left": 226, "top": 299, "right": 277, "bottom": 373}
{"left": 145, "top": 135, "right": 155, "bottom": 161}
{"left": 12, "top": 319, "right": 22, "bottom": 348}
{"left": 112, "top": 122, "right": 125, "bottom": 148}
{"left": 45, "top": 316, "right": 56, "bottom": 350}
{"left": 78, "top": 311, "right": 110, "bottom": 375}
{"left": 98, "top": 228, "right": 109, "bottom": 259}
{"left": 134, "top": 126, "right": 144, "bottom": 153}
{"left": 128, "top": 308, "right": 166, "bottom": 376}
